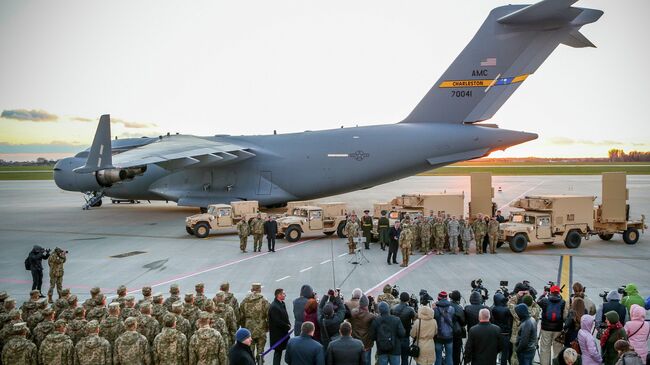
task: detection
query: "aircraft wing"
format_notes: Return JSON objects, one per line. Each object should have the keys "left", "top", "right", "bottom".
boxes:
{"left": 113, "top": 135, "right": 255, "bottom": 170}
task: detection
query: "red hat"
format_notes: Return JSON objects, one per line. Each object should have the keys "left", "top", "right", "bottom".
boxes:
{"left": 550, "top": 285, "right": 561, "bottom": 294}
{"left": 438, "top": 291, "right": 448, "bottom": 300}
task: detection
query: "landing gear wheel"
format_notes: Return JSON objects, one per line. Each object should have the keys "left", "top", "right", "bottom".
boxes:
{"left": 509, "top": 233, "right": 528, "bottom": 253}
{"left": 564, "top": 231, "right": 582, "bottom": 249}
{"left": 324, "top": 231, "right": 335, "bottom": 236}
{"left": 194, "top": 223, "right": 210, "bottom": 238}
{"left": 186, "top": 226, "right": 194, "bottom": 235}
{"left": 286, "top": 227, "right": 302, "bottom": 242}
{"left": 598, "top": 233, "right": 614, "bottom": 241}
{"left": 622, "top": 227, "right": 639, "bottom": 245}
{"left": 92, "top": 199, "right": 102, "bottom": 207}
{"left": 336, "top": 221, "right": 347, "bottom": 238}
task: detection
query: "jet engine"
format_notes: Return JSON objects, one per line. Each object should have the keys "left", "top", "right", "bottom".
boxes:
{"left": 95, "top": 166, "right": 147, "bottom": 187}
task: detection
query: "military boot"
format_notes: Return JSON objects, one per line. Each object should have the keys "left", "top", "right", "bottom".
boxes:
{"left": 47, "top": 293, "right": 53, "bottom": 304}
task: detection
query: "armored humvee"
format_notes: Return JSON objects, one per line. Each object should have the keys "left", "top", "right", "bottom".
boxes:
{"left": 185, "top": 201, "right": 264, "bottom": 238}
{"left": 276, "top": 203, "right": 347, "bottom": 242}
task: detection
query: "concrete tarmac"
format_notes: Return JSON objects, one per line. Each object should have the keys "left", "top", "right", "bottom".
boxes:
{"left": 1, "top": 176, "right": 648, "bottom": 317}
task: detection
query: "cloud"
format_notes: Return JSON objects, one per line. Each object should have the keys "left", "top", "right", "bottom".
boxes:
{"left": 0, "top": 141, "right": 85, "bottom": 153}
{"left": 71, "top": 116, "right": 93, "bottom": 122}
{"left": 111, "top": 118, "right": 157, "bottom": 129}
{"left": 1, "top": 109, "right": 58, "bottom": 122}
{"left": 546, "top": 137, "right": 640, "bottom": 146}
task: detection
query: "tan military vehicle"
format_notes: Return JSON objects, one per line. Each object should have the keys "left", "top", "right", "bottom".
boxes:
{"left": 498, "top": 195, "right": 595, "bottom": 252}
{"left": 469, "top": 172, "right": 497, "bottom": 221}
{"left": 592, "top": 172, "right": 645, "bottom": 244}
{"left": 185, "top": 201, "right": 265, "bottom": 238}
{"left": 276, "top": 203, "right": 347, "bottom": 242}
{"left": 391, "top": 193, "right": 464, "bottom": 218}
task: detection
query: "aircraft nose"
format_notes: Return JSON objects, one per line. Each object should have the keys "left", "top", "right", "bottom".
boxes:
{"left": 53, "top": 157, "right": 76, "bottom": 191}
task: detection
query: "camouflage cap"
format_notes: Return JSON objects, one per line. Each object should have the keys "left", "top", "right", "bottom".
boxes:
{"left": 139, "top": 302, "right": 152, "bottom": 311}
{"left": 67, "top": 295, "right": 77, "bottom": 305}
{"left": 195, "top": 283, "right": 204, "bottom": 290}
{"left": 214, "top": 291, "right": 226, "bottom": 302}
{"left": 251, "top": 283, "right": 262, "bottom": 291}
{"left": 117, "top": 285, "right": 127, "bottom": 294}
{"left": 153, "top": 293, "right": 164, "bottom": 301}
{"left": 108, "top": 302, "right": 120, "bottom": 312}
{"left": 203, "top": 300, "right": 214, "bottom": 310}
{"left": 60, "top": 288, "right": 70, "bottom": 296}
{"left": 5, "top": 297, "right": 16, "bottom": 306}
{"left": 220, "top": 282, "right": 230, "bottom": 291}
{"left": 95, "top": 293, "right": 105, "bottom": 305}
{"left": 9, "top": 309, "right": 21, "bottom": 318}
{"left": 30, "top": 289, "right": 40, "bottom": 296}
{"left": 90, "top": 287, "right": 101, "bottom": 295}
{"left": 142, "top": 286, "right": 152, "bottom": 295}
{"left": 12, "top": 322, "right": 28, "bottom": 334}
{"left": 163, "top": 313, "right": 176, "bottom": 327}
{"left": 54, "top": 319, "right": 67, "bottom": 329}
{"left": 171, "top": 302, "right": 183, "bottom": 312}
{"left": 37, "top": 298, "right": 48, "bottom": 308}
{"left": 86, "top": 320, "right": 99, "bottom": 332}
{"left": 170, "top": 284, "right": 180, "bottom": 294}
{"left": 42, "top": 307, "right": 54, "bottom": 316}
{"left": 124, "top": 316, "right": 138, "bottom": 328}
{"left": 0, "top": 291, "right": 8, "bottom": 300}
{"left": 184, "top": 293, "right": 194, "bottom": 301}
{"left": 74, "top": 307, "right": 85, "bottom": 316}
{"left": 383, "top": 284, "right": 392, "bottom": 293}
{"left": 198, "top": 312, "right": 210, "bottom": 320}
{"left": 125, "top": 295, "right": 135, "bottom": 303}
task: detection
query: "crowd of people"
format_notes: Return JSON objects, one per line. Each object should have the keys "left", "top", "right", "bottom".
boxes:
{"left": 1, "top": 278, "right": 649, "bottom": 365}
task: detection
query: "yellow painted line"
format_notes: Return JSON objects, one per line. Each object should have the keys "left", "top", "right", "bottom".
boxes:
{"left": 558, "top": 255, "right": 572, "bottom": 301}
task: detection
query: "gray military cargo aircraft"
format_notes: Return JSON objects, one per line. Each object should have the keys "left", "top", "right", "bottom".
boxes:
{"left": 54, "top": 0, "right": 602, "bottom": 210}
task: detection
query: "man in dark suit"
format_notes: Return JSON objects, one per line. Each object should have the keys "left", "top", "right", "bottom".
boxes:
{"left": 326, "top": 322, "right": 364, "bottom": 365}
{"left": 264, "top": 216, "right": 278, "bottom": 252}
{"left": 285, "top": 321, "right": 325, "bottom": 365}
{"left": 464, "top": 308, "right": 503, "bottom": 365}
{"left": 387, "top": 222, "right": 401, "bottom": 265}
{"left": 269, "top": 288, "right": 291, "bottom": 365}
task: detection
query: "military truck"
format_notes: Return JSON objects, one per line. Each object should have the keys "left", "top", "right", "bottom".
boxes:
{"left": 498, "top": 195, "right": 595, "bottom": 252}
{"left": 390, "top": 193, "right": 464, "bottom": 218}
{"left": 185, "top": 201, "right": 264, "bottom": 238}
{"left": 276, "top": 203, "right": 347, "bottom": 242}
{"left": 591, "top": 172, "right": 646, "bottom": 244}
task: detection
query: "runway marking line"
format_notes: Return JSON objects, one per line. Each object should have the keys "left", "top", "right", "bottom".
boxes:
{"left": 338, "top": 253, "right": 348, "bottom": 258}
{"left": 320, "top": 259, "right": 331, "bottom": 265}
{"left": 276, "top": 276, "right": 291, "bottom": 282}
{"left": 557, "top": 255, "right": 573, "bottom": 301}
{"left": 300, "top": 267, "right": 313, "bottom": 273}
{"left": 108, "top": 237, "right": 322, "bottom": 299}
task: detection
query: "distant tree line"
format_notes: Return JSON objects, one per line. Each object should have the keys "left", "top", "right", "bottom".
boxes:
{"left": 608, "top": 149, "right": 650, "bottom": 162}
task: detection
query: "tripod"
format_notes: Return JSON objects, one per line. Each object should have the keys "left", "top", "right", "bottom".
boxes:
{"left": 348, "top": 237, "right": 370, "bottom": 265}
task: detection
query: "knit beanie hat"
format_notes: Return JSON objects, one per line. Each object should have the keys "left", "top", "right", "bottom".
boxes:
{"left": 400, "top": 292, "right": 410, "bottom": 302}
{"left": 438, "top": 291, "right": 448, "bottom": 300}
{"left": 236, "top": 327, "right": 251, "bottom": 342}
{"left": 359, "top": 295, "right": 369, "bottom": 308}
{"left": 378, "top": 301, "right": 389, "bottom": 315}
{"left": 605, "top": 310, "right": 620, "bottom": 324}
{"left": 522, "top": 294, "right": 534, "bottom": 307}
{"left": 450, "top": 290, "right": 461, "bottom": 302}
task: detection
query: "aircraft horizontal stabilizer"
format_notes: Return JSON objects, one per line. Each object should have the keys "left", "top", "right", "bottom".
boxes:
{"left": 73, "top": 114, "right": 114, "bottom": 173}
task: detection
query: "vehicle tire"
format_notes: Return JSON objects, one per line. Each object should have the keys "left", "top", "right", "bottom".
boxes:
{"left": 564, "top": 230, "right": 582, "bottom": 249}
{"left": 598, "top": 233, "right": 614, "bottom": 241}
{"left": 337, "top": 221, "right": 347, "bottom": 238}
{"left": 92, "top": 199, "right": 102, "bottom": 207}
{"left": 324, "top": 231, "right": 335, "bottom": 236}
{"left": 286, "top": 226, "right": 302, "bottom": 242}
{"left": 622, "top": 227, "right": 639, "bottom": 245}
{"left": 186, "top": 226, "right": 194, "bottom": 235}
{"left": 199, "top": 207, "right": 207, "bottom": 214}
{"left": 111, "top": 200, "right": 117, "bottom": 204}
{"left": 194, "top": 222, "right": 210, "bottom": 238}
{"left": 509, "top": 234, "right": 528, "bottom": 253}
{"left": 497, "top": 241, "right": 504, "bottom": 248}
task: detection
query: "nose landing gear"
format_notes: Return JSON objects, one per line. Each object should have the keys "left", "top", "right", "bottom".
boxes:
{"left": 82, "top": 191, "right": 104, "bottom": 210}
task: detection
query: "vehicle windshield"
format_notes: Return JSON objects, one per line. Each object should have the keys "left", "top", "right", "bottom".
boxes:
{"left": 510, "top": 213, "right": 536, "bottom": 224}
{"left": 207, "top": 206, "right": 216, "bottom": 215}
{"left": 292, "top": 209, "right": 308, "bottom": 217}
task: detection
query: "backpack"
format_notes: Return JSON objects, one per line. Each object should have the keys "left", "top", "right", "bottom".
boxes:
{"left": 545, "top": 300, "right": 563, "bottom": 323}
{"left": 437, "top": 306, "right": 454, "bottom": 340}
{"left": 376, "top": 318, "right": 394, "bottom": 352}
{"left": 24, "top": 255, "right": 31, "bottom": 270}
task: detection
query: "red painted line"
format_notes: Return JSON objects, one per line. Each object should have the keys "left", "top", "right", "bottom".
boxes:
{"left": 364, "top": 253, "right": 434, "bottom": 297}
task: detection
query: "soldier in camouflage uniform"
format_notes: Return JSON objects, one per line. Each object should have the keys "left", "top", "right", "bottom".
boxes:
{"left": 163, "top": 284, "right": 181, "bottom": 312}
{"left": 420, "top": 217, "right": 433, "bottom": 254}
{"left": 344, "top": 214, "right": 360, "bottom": 254}
{"left": 376, "top": 284, "right": 400, "bottom": 308}
{"left": 86, "top": 293, "right": 108, "bottom": 323}
{"left": 219, "top": 282, "right": 240, "bottom": 324}
{"left": 136, "top": 286, "right": 153, "bottom": 310}
{"left": 487, "top": 216, "right": 500, "bottom": 254}
{"left": 152, "top": 314, "right": 188, "bottom": 365}
{"left": 151, "top": 293, "right": 167, "bottom": 325}
{"left": 53, "top": 288, "right": 70, "bottom": 316}
{"left": 99, "top": 302, "right": 125, "bottom": 348}
{"left": 20, "top": 290, "right": 41, "bottom": 323}
{"left": 113, "top": 317, "right": 151, "bottom": 365}
{"left": 213, "top": 291, "right": 237, "bottom": 347}
{"left": 447, "top": 216, "right": 460, "bottom": 254}
{"left": 236, "top": 218, "right": 251, "bottom": 253}
{"left": 74, "top": 320, "right": 111, "bottom": 365}
{"left": 361, "top": 210, "right": 373, "bottom": 250}
{"left": 112, "top": 285, "right": 128, "bottom": 309}
{"left": 1, "top": 322, "right": 37, "bottom": 365}
{"left": 136, "top": 303, "right": 160, "bottom": 348}
{"left": 57, "top": 295, "right": 77, "bottom": 321}
{"left": 239, "top": 283, "right": 270, "bottom": 358}
{"left": 189, "top": 312, "right": 227, "bottom": 365}
{"left": 0, "top": 297, "right": 17, "bottom": 328}
{"left": 201, "top": 300, "right": 229, "bottom": 347}
{"left": 82, "top": 287, "right": 101, "bottom": 312}
{"left": 460, "top": 218, "right": 474, "bottom": 255}
{"left": 38, "top": 319, "right": 73, "bottom": 365}
{"left": 433, "top": 217, "right": 446, "bottom": 255}
{"left": 250, "top": 213, "right": 265, "bottom": 252}
{"left": 181, "top": 293, "right": 200, "bottom": 332}
{"left": 0, "top": 291, "right": 8, "bottom": 313}
{"left": 46, "top": 248, "right": 67, "bottom": 303}
{"left": 26, "top": 298, "right": 47, "bottom": 332}
{"left": 33, "top": 307, "right": 55, "bottom": 348}
{"left": 0, "top": 309, "right": 24, "bottom": 349}
{"left": 399, "top": 221, "right": 413, "bottom": 267}
{"left": 472, "top": 213, "right": 487, "bottom": 254}
{"left": 378, "top": 210, "right": 390, "bottom": 251}
{"left": 171, "top": 301, "right": 192, "bottom": 341}
{"left": 66, "top": 307, "right": 87, "bottom": 345}
{"left": 121, "top": 296, "right": 140, "bottom": 320}
{"left": 413, "top": 215, "right": 422, "bottom": 253}
{"left": 193, "top": 283, "right": 208, "bottom": 311}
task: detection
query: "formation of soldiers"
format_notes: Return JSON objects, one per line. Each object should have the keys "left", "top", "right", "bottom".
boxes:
{"left": 236, "top": 213, "right": 266, "bottom": 253}
{"left": 0, "top": 280, "right": 269, "bottom": 365}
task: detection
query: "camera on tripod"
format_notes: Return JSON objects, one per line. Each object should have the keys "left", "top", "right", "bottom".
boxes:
{"left": 471, "top": 278, "right": 489, "bottom": 303}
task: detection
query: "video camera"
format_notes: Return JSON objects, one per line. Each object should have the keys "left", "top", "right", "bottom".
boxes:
{"left": 542, "top": 281, "right": 565, "bottom": 297}
{"left": 408, "top": 294, "right": 419, "bottom": 312}
{"left": 419, "top": 289, "right": 434, "bottom": 307}
{"left": 367, "top": 295, "right": 376, "bottom": 313}
{"left": 617, "top": 286, "right": 627, "bottom": 297}
{"left": 391, "top": 285, "right": 400, "bottom": 298}
{"left": 598, "top": 290, "right": 609, "bottom": 303}
{"left": 471, "top": 278, "right": 489, "bottom": 304}
{"left": 495, "top": 280, "right": 510, "bottom": 298}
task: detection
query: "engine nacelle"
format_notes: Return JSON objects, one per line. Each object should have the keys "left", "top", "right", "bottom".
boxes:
{"left": 95, "top": 166, "right": 147, "bottom": 187}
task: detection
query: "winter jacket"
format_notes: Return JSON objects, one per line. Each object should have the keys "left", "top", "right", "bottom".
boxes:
{"left": 450, "top": 300, "right": 467, "bottom": 338}
{"left": 285, "top": 334, "right": 325, "bottom": 365}
{"left": 538, "top": 293, "right": 566, "bottom": 332}
{"left": 113, "top": 331, "right": 150, "bottom": 365}
{"left": 596, "top": 291, "right": 628, "bottom": 328}
{"left": 578, "top": 315, "right": 602, "bottom": 365}
{"left": 325, "top": 335, "right": 364, "bottom": 365}
{"left": 28, "top": 245, "right": 49, "bottom": 271}
{"left": 622, "top": 284, "right": 646, "bottom": 314}
{"left": 602, "top": 326, "right": 627, "bottom": 365}
{"left": 410, "top": 306, "right": 437, "bottom": 365}
{"left": 391, "top": 302, "right": 416, "bottom": 334}
{"left": 269, "top": 298, "right": 291, "bottom": 351}
{"left": 515, "top": 304, "right": 537, "bottom": 354}
{"left": 434, "top": 299, "right": 456, "bottom": 343}
{"left": 491, "top": 293, "right": 513, "bottom": 335}
{"left": 464, "top": 321, "right": 502, "bottom": 365}
{"left": 1, "top": 336, "right": 37, "bottom": 365}
{"left": 464, "top": 291, "right": 488, "bottom": 332}
{"left": 319, "top": 298, "right": 346, "bottom": 349}
{"left": 152, "top": 327, "right": 188, "bottom": 365}
{"left": 615, "top": 351, "right": 644, "bottom": 365}
{"left": 293, "top": 285, "right": 314, "bottom": 336}
{"left": 370, "top": 304, "right": 406, "bottom": 355}
{"left": 349, "top": 308, "right": 376, "bottom": 349}
{"left": 304, "top": 310, "right": 321, "bottom": 343}
{"left": 74, "top": 333, "right": 112, "bottom": 365}
{"left": 228, "top": 341, "right": 256, "bottom": 365}
{"left": 563, "top": 310, "right": 581, "bottom": 346}
{"left": 623, "top": 304, "right": 649, "bottom": 362}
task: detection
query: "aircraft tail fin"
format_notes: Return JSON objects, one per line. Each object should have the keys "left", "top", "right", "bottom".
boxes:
{"left": 73, "top": 114, "right": 114, "bottom": 173}
{"left": 401, "top": 0, "right": 602, "bottom": 124}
